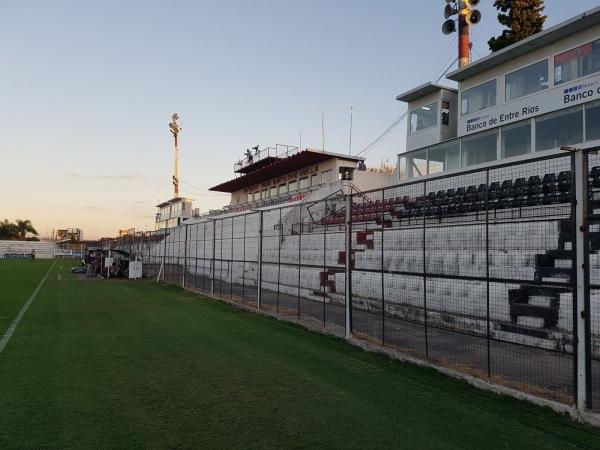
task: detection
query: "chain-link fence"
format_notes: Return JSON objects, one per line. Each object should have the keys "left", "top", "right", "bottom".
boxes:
{"left": 118, "top": 151, "right": 600, "bottom": 413}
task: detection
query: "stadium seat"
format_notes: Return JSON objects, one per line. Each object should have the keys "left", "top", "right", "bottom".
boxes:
{"left": 590, "top": 166, "right": 600, "bottom": 188}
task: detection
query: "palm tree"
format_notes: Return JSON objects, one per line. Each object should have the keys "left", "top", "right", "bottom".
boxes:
{"left": 0, "top": 219, "right": 18, "bottom": 240}
{"left": 15, "top": 219, "right": 38, "bottom": 240}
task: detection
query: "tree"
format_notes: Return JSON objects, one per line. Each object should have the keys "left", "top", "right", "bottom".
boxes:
{"left": 15, "top": 219, "right": 38, "bottom": 240}
{"left": 488, "top": 0, "right": 547, "bottom": 52}
{"left": 0, "top": 219, "right": 18, "bottom": 240}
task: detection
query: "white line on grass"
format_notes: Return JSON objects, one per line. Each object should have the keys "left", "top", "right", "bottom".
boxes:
{"left": 0, "top": 260, "right": 57, "bottom": 355}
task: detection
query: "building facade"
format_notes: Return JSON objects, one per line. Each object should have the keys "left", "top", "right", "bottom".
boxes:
{"left": 397, "top": 7, "right": 600, "bottom": 181}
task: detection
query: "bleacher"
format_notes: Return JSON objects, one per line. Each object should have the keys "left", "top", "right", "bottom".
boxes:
{"left": 0, "top": 240, "right": 55, "bottom": 259}
{"left": 320, "top": 168, "right": 582, "bottom": 227}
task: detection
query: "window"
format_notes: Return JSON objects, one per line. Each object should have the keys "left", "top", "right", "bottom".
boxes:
{"left": 410, "top": 102, "right": 438, "bottom": 134}
{"left": 505, "top": 60, "right": 549, "bottom": 101}
{"left": 586, "top": 100, "right": 600, "bottom": 142}
{"left": 311, "top": 173, "right": 320, "bottom": 186}
{"left": 288, "top": 180, "right": 298, "bottom": 191}
{"left": 555, "top": 39, "right": 600, "bottom": 85}
{"left": 247, "top": 193, "right": 253, "bottom": 203}
{"left": 461, "top": 79, "right": 497, "bottom": 115}
{"left": 461, "top": 129, "right": 498, "bottom": 167}
{"left": 299, "top": 176, "right": 309, "bottom": 189}
{"left": 535, "top": 106, "right": 583, "bottom": 151}
{"left": 262, "top": 189, "right": 268, "bottom": 199}
{"left": 398, "top": 155, "right": 407, "bottom": 181}
{"left": 270, "top": 186, "right": 278, "bottom": 197}
{"left": 428, "top": 140, "right": 460, "bottom": 174}
{"left": 501, "top": 121, "right": 531, "bottom": 158}
{"left": 279, "top": 183, "right": 288, "bottom": 194}
{"left": 406, "top": 149, "right": 428, "bottom": 178}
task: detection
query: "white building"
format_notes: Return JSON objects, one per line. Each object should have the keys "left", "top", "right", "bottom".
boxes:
{"left": 397, "top": 6, "right": 600, "bottom": 180}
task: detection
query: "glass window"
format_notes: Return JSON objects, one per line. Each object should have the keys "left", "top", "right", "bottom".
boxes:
{"left": 311, "top": 173, "right": 320, "bottom": 186}
{"left": 398, "top": 156, "right": 407, "bottom": 181}
{"left": 555, "top": 39, "right": 600, "bottom": 85}
{"left": 247, "top": 192, "right": 253, "bottom": 203}
{"left": 461, "top": 130, "right": 498, "bottom": 167}
{"left": 406, "top": 149, "right": 428, "bottom": 178}
{"left": 288, "top": 180, "right": 298, "bottom": 191}
{"left": 279, "top": 183, "right": 288, "bottom": 194}
{"left": 410, "top": 102, "right": 438, "bottom": 134}
{"left": 501, "top": 121, "right": 531, "bottom": 158}
{"left": 505, "top": 60, "right": 549, "bottom": 101}
{"left": 428, "top": 140, "right": 460, "bottom": 174}
{"left": 461, "top": 79, "right": 497, "bottom": 115}
{"left": 586, "top": 100, "right": 600, "bottom": 142}
{"left": 535, "top": 106, "right": 583, "bottom": 151}
{"left": 270, "top": 186, "right": 278, "bottom": 196}
{"left": 262, "top": 189, "right": 268, "bottom": 199}
{"left": 299, "top": 176, "right": 309, "bottom": 189}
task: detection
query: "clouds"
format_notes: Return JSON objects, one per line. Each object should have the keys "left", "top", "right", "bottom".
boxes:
{"left": 67, "top": 173, "right": 143, "bottom": 181}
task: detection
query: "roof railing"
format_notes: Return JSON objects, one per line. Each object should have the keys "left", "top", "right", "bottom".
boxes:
{"left": 234, "top": 144, "right": 300, "bottom": 172}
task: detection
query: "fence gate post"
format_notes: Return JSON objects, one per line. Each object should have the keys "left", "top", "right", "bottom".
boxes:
{"left": 574, "top": 148, "right": 589, "bottom": 414}
{"left": 345, "top": 189, "right": 352, "bottom": 339}
{"left": 257, "top": 210, "right": 263, "bottom": 310}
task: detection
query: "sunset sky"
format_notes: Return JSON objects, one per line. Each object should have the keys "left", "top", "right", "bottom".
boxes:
{"left": 1, "top": 1, "right": 597, "bottom": 239}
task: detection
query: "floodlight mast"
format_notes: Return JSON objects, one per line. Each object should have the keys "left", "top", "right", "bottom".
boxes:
{"left": 169, "top": 113, "right": 182, "bottom": 198}
{"left": 442, "top": 0, "right": 481, "bottom": 69}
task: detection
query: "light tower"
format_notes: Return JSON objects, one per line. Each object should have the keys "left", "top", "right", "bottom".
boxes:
{"left": 169, "top": 113, "right": 182, "bottom": 197}
{"left": 442, "top": 0, "right": 482, "bottom": 68}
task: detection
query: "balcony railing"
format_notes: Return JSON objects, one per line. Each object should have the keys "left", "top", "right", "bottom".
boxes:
{"left": 234, "top": 144, "right": 299, "bottom": 173}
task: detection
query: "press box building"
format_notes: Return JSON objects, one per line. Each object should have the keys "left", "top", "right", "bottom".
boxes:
{"left": 397, "top": 7, "right": 600, "bottom": 181}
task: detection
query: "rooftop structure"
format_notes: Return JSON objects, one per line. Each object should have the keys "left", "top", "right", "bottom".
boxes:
{"left": 155, "top": 197, "right": 194, "bottom": 229}
{"left": 209, "top": 147, "right": 372, "bottom": 210}
{"left": 397, "top": 6, "right": 600, "bottom": 182}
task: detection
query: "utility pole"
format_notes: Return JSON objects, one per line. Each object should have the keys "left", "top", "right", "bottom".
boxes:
{"left": 169, "top": 113, "right": 182, "bottom": 198}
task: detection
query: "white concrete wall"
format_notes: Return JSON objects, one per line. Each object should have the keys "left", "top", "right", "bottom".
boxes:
{"left": 0, "top": 240, "right": 54, "bottom": 259}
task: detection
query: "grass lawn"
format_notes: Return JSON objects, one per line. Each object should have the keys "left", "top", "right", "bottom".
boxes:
{"left": 1, "top": 260, "right": 600, "bottom": 449}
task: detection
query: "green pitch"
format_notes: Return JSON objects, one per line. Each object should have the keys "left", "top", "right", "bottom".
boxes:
{"left": 0, "top": 260, "right": 599, "bottom": 449}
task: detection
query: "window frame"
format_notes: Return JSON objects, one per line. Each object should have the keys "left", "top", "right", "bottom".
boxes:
{"left": 460, "top": 78, "right": 498, "bottom": 116}
{"left": 504, "top": 58, "right": 550, "bottom": 102}
{"left": 409, "top": 101, "right": 439, "bottom": 135}
{"left": 554, "top": 38, "right": 600, "bottom": 86}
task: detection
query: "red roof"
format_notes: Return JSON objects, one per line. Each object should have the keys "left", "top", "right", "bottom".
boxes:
{"left": 209, "top": 150, "right": 363, "bottom": 193}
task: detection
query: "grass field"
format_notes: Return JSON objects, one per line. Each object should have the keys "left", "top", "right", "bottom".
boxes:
{"left": 1, "top": 260, "right": 600, "bottom": 449}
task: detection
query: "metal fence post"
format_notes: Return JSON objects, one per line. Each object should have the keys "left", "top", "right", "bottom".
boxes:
{"left": 183, "top": 225, "right": 188, "bottom": 288}
{"left": 257, "top": 210, "right": 263, "bottom": 310}
{"left": 211, "top": 220, "right": 216, "bottom": 295}
{"left": 162, "top": 228, "right": 168, "bottom": 282}
{"left": 345, "top": 191, "right": 352, "bottom": 339}
{"left": 574, "top": 148, "right": 589, "bottom": 413}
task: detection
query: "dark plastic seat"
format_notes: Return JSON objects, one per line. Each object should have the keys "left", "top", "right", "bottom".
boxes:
{"left": 558, "top": 171, "right": 571, "bottom": 192}
{"left": 590, "top": 166, "right": 600, "bottom": 188}
{"left": 435, "top": 190, "right": 447, "bottom": 205}
{"left": 454, "top": 187, "right": 466, "bottom": 202}
{"left": 512, "top": 178, "right": 527, "bottom": 197}
{"left": 527, "top": 175, "right": 541, "bottom": 195}
{"left": 500, "top": 180, "right": 512, "bottom": 198}
{"left": 542, "top": 173, "right": 557, "bottom": 194}
{"left": 465, "top": 185, "right": 477, "bottom": 202}
{"left": 476, "top": 184, "right": 488, "bottom": 201}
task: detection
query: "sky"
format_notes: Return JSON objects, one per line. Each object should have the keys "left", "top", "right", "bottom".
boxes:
{"left": 1, "top": 0, "right": 598, "bottom": 239}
